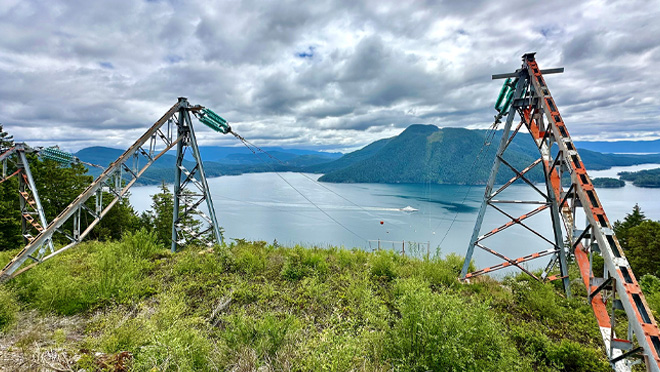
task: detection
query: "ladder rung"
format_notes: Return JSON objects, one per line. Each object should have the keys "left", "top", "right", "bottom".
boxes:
{"left": 611, "top": 339, "right": 633, "bottom": 351}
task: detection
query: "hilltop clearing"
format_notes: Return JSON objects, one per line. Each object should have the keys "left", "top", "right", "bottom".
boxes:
{"left": 0, "top": 230, "right": 633, "bottom": 371}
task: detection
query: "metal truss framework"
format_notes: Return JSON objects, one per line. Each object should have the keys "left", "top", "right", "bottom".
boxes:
{"left": 0, "top": 144, "right": 54, "bottom": 254}
{"left": 0, "top": 97, "right": 222, "bottom": 282}
{"left": 461, "top": 53, "right": 660, "bottom": 371}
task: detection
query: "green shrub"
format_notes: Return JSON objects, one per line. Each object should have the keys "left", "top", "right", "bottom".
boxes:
{"left": 546, "top": 339, "right": 610, "bottom": 372}
{"left": 510, "top": 325, "right": 553, "bottom": 366}
{"left": 281, "top": 256, "right": 311, "bottom": 281}
{"left": 232, "top": 281, "right": 260, "bottom": 305}
{"left": 411, "top": 258, "right": 458, "bottom": 288}
{"left": 508, "top": 276, "right": 560, "bottom": 321}
{"left": 234, "top": 246, "right": 267, "bottom": 276}
{"left": 280, "top": 246, "right": 328, "bottom": 281}
{"left": 221, "top": 311, "right": 299, "bottom": 359}
{"left": 301, "top": 326, "right": 370, "bottom": 371}
{"left": 640, "top": 274, "right": 660, "bottom": 315}
{"left": 12, "top": 229, "right": 160, "bottom": 315}
{"left": 387, "top": 277, "right": 519, "bottom": 371}
{"left": 369, "top": 251, "right": 397, "bottom": 282}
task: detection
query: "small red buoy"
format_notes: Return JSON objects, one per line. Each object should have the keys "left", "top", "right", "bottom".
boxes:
{"left": 380, "top": 221, "right": 384, "bottom": 225}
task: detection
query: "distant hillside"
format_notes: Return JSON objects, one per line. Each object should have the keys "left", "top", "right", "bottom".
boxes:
{"left": 190, "top": 146, "right": 341, "bottom": 164}
{"left": 574, "top": 139, "right": 660, "bottom": 154}
{"left": 75, "top": 146, "right": 339, "bottom": 185}
{"left": 576, "top": 149, "right": 660, "bottom": 170}
{"left": 305, "top": 137, "right": 393, "bottom": 173}
{"left": 317, "top": 125, "right": 660, "bottom": 185}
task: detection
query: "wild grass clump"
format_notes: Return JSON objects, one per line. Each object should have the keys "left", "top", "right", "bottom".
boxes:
{"left": 0, "top": 286, "right": 18, "bottom": 331}
{"left": 10, "top": 228, "right": 162, "bottom": 315}
{"left": 280, "top": 245, "right": 328, "bottom": 281}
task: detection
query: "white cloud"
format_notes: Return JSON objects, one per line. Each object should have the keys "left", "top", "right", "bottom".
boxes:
{"left": 0, "top": 0, "right": 658, "bottom": 152}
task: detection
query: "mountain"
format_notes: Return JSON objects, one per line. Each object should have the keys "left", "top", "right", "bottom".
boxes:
{"left": 74, "top": 128, "right": 660, "bottom": 186}
{"left": 317, "top": 125, "right": 660, "bottom": 185}
{"left": 573, "top": 139, "right": 660, "bottom": 154}
{"left": 576, "top": 149, "right": 660, "bottom": 170}
{"left": 305, "top": 137, "right": 393, "bottom": 173}
{"left": 318, "top": 125, "right": 541, "bottom": 184}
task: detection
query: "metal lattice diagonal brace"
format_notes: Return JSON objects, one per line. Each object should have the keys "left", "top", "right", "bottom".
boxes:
{"left": 461, "top": 53, "right": 660, "bottom": 372}
{"left": 0, "top": 97, "right": 224, "bottom": 282}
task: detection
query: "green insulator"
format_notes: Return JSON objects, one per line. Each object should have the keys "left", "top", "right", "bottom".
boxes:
{"left": 200, "top": 108, "right": 231, "bottom": 134}
{"left": 42, "top": 147, "right": 74, "bottom": 164}
{"left": 203, "top": 109, "right": 228, "bottom": 126}
{"left": 494, "top": 78, "right": 511, "bottom": 111}
{"left": 501, "top": 88, "right": 515, "bottom": 114}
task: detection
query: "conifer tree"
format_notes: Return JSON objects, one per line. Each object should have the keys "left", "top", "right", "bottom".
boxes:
{"left": 0, "top": 123, "right": 13, "bottom": 152}
{"left": 614, "top": 204, "right": 646, "bottom": 249}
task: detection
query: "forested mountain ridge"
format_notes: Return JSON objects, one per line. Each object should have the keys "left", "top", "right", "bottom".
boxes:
{"left": 318, "top": 125, "right": 660, "bottom": 185}
{"left": 318, "top": 125, "right": 541, "bottom": 184}
{"left": 74, "top": 146, "right": 340, "bottom": 184}
{"left": 73, "top": 127, "right": 660, "bottom": 186}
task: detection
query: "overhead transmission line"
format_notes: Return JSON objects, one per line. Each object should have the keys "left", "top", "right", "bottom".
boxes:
{"left": 229, "top": 131, "right": 370, "bottom": 243}
{"left": 433, "top": 85, "right": 517, "bottom": 249}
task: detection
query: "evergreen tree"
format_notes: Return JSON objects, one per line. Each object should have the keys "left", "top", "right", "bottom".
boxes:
{"left": 140, "top": 182, "right": 217, "bottom": 248}
{"left": 627, "top": 221, "right": 660, "bottom": 277}
{"left": 140, "top": 183, "right": 175, "bottom": 247}
{"left": 0, "top": 125, "right": 19, "bottom": 250}
{"left": 88, "top": 193, "right": 142, "bottom": 242}
{"left": 614, "top": 204, "right": 646, "bottom": 250}
{"left": 0, "top": 123, "right": 13, "bottom": 152}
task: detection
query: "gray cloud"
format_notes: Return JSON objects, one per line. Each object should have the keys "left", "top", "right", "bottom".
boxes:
{"left": 0, "top": 0, "right": 658, "bottom": 153}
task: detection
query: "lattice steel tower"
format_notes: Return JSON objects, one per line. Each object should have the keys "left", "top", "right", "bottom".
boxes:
{"left": 0, "top": 97, "right": 224, "bottom": 281}
{"left": 461, "top": 53, "right": 660, "bottom": 371}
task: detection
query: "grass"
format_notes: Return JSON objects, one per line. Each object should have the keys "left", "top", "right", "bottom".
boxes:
{"left": 0, "top": 231, "right": 625, "bottom": 371}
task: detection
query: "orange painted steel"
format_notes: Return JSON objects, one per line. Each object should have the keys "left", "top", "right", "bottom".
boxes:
{"left": 526, "top": 55, "right": 660, "bottom": 369}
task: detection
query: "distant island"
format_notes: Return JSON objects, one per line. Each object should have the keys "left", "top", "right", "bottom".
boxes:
{"left": 619, "top": 168, "right": 660, "bottom": 188}
{"left": 591, "top": 177, "right": 625, "bottom": 188}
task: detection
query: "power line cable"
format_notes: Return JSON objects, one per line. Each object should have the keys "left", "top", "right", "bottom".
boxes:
{"left": 230, "top": 132, "right": 369, "bottom": 243}
{"left": 229, "top": 131, "right": 410, "bottom": 235}
{"left": 433, "top": 112, "right": 509, "bottom": 249}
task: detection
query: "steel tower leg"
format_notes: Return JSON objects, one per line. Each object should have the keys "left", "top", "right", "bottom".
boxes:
{"left": 170, "top": 97, "right": 222, "bottom": 252}
{"left": 184, "top": 108, "right": 222, "bottom": 245}
{"left": 544, "top": 164, "right": 571, "bottom": 297}
{"left": 460, "top": 77, "right": 526, "bottom": 278}
{"left": 16, "top": 148, "right": 54, "bottom": 253}
{"left": 171, "top": 117, "right": 184, "bottom": 253}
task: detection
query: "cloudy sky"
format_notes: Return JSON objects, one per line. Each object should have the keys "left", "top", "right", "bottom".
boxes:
{"left": 1, "top": 0, "right": 658, "bottom": 153}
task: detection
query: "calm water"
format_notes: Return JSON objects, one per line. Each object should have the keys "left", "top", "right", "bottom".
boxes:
{"left": 129, "top": 164, "right": 660, "bottom": 271}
